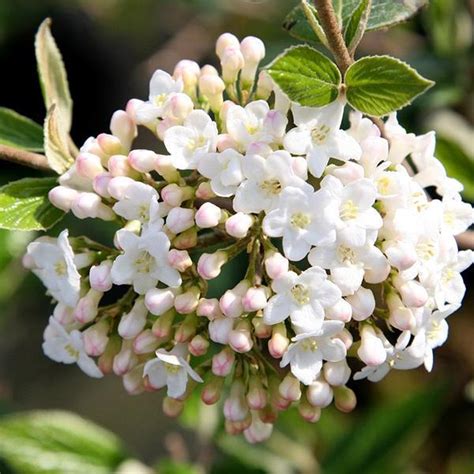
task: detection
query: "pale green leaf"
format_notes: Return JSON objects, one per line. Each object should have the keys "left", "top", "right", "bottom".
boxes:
{"left": 344, "top": 0, "right": 371, "bottom": 51}
{"left": 35, "top": 18, "right": 73, "bottom": 133}
{"left": 345, "top": 55, "right": 434, "bottom": 116}
{"left": 0, "top": 177, "right": 64, "bottom": 230}
{"left": 0, "top": 108, "right": 43, "bottom": 152}
{"left": 266, "top": 45, "right": 341, "bottom": 107}
{"left": 0, "top": 410, "right": 127, "bottom": 474}
{"left": 44, "top": 103, "right": 74, "bottom": 174}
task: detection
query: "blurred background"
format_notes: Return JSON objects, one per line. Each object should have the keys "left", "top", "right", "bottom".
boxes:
{"left": 0, "top": 0, "right": 472, "bottom": 473}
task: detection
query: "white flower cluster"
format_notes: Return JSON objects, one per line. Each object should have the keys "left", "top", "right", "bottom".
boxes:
{"left": 25, "top": 32, "right": 473, "bottom": 443}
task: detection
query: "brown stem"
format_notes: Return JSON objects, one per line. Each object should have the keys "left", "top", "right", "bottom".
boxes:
{"left": 0, "top": 144, "right": 51, "bottom": 171}
{"left": 456, "top": 230, "right": 474, "bottom": 250}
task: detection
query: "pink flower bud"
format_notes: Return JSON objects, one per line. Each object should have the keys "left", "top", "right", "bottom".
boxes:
{"left": 268, "top": 323, "right": 289, "bottom": 358}
{"left": 225, "top": 212, "right": 253, "bottom": 238}
{"left": 345, "top": 287, "right": 375, "bottom": 321}
{"left": 358, "top": 325, "right": 387, "bottom": 366}
{"left": 220, "top": 46, "right": 245, "bottom": 83}
{"left": 122, "top": 364, "right": 145, "bottom": 395}
{"left": 216, "top": 133, "right": 238, "bottom": 151}
{"left": 197, "top": 251, "right": 228, "bottom": 280}
{"left": 110, "top": 110, "right": 137, "bottom": 150}
{"left": 325, "top": 299, "right": 352, "bottom": 322}
{"left": 246, "top": 376, "right": 267, "bottom": 410}
{"left": 399, "top": 280, "right": 428, "bottom": 308}
{"left": 151, "top": 310, "right": 175, "bottom": 338}
{"left": 384, "top": 241, "right": 418, "bottom": 271}
{"left": 167, "top": 249, "right": 192, "bottom": 272}
{"left": 173, "top": 59, "right": 200, "bottom": 93}
{"left": 225, "top": 418, "right": 251, "bottom": 435}
{"left": 195, "top": 182, "right": 215, "bottom": 200}
{"left": 201, "top": 376, "right": 224, "bottom": 405}
{"left": 201, "top": 64, "right": 219, "bottom": 76}
{"left": 53, "top": 303, "right": 75, "bottom": 325}
{"left": 330, "top": 161, "right": 364, "bottom": 184}
{"left": 323, "top": 360, "right": 351, "bottom": 386}
{"left": 108, "top": 154, "right": 136, "bottom": 178}
{"left": 97, "top": 133, "right": 123, "bottom": 155}
{"left": 212, "top": 347, "right": 235, "bottom": 376}
{"left": 188, "top": 334, "right": 209, "bottom": 356}
{"left": 229, "top": 320, "right": 253, "bottom": 353}
{"left": 118, "top": 297, "right": 148, "bottom": 339}
{"left": 298, "top": 398, "right": 321, "bottom": 423}
{"left": 264, "top": 252, "right": 289, "bottom": 280}
{"left": 93, "top": 172, "right": 112, "bottom": 198}
{"left": 145, "top": 288, "right": 175, "bottom": 316}
{"left": 161, "top": 184, "right": 193, "bottom": 207}
{"left": 133, "top": 329, "right": 160, "bottom": 354}
{"left": 174, "top": 287, "right": 200, "bottom": 314}
{"left": 127, "top": 149, "right": 157, "bottom": 173}
{"left": 334, "top": 386, "right": 357, "bottom": 413}
{"left": 306, "top": 380, "right": 333, "bottom": 408}
{"left": 268, "top": 377, "right": 291, "bottom": 411}
{"left": 163, "top": 397, "right": 184, "bottom": 417}
{"left": 224, "top": 380, "right": 249, "bottom": 422}
{"left": 174, "top": 313, "right": 198, "bottom": 343}
{"left": 279, "top": 373, "right": 301, "bottom": 402}
{"left": 107, "top": 176, "right": 134, "bottom": 200}
{"left": 155, "top": 154, "right": 180, "bottom": 183}
{"left": 199, "top": 73, "right": 225, "bottom": 96}
{"left": 219, "top": 280, "right": 250, "bottom": 318}
{"left": 98, "top": 335, "right": 121, "bottom": 374}
{"left": 163, "top": 93, "right": 194, "bottom": 121}
{"left": 216, "top": 33, "right": 240, "bottom": 58}
{"left": 335, "top": 328, "right": 353, "bottom": 350}
{"left": 172, "top": 227, "right": 197, "bottom": 250}
{"left": 71, "top": 192, "right": 115, "bottom": 221}
{"left": 209, "top": 316, "right": 234, "bottom": 344}
{"left": 197, "top": 298, "right": 223, "bottom": 320}
{"left": 243, "top": 413, "right": 273, "bottom": 444}
{"left": 387, "top": 293, "right": 416, "bottom": 331}
{"left": 242, "top": 287, "right": 268, "bottom": 312}
{"left": 240, "top": 36, "right": 265, "bottom": 85}
{"left": 126, "top": 99, "right": 144, "bottom": 121}
{"left": 252, "top": 315, "right": 272, "bottom": 338}
{"left": 89, "top": 260, "right": 113, "bottom": 292}
{"left": 166, "top": 207, "right": 195, "bottom": 234}
{"left": 74, "top": 289, "right": 103, "bottom": 324}
{"left": 195, "top": 202, "right": 223, "bottom": 228}
{"left": 49, "top": 186, "right": 79, "bottom": 212}
{"left": 113, "top": 339, "right": 138, "bottom": 376}
{"left": 83, "top": 320, "right": 110, "bottom": 356}
{"left": 76, "top": 152, "right": 104, "bottom": 179}
{"left": 255, "top": 70, "right": 273, "bottom": 100}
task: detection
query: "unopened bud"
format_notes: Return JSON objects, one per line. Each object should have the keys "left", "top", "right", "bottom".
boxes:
{"left": 53, "top": 303, "right": 75, "bottom": 325}
{"left": 212, "top": 347, "right": 235, "bottom": 376}
{"left": 83, "top": 319, "right": 110, "bottom": 356}
{"left": 201, "top": 375, "right": 225, "bottom": 405}
{"left": 323, "top": 360, "right": 351, "bottom": 386}
{"left": 252, "top": 314, "right": 272, "bottom": 338}
{"left": 167, "top": 249, "right": 192, "bottom": 272}
{"left": 122, "top": 364, "right": 145, "bottom": 395}
{"left": 174, "top": 287, "right": 200, "bottom": 314}
{"left": 98, "top": 335, "right": 121, "bottom": 374}
{"left": 76, "top": 152, "right": 104, "bottom": 179}
{"left": 108, "top": 154, "right": 136, "bottom": 178}
{"left": 225, "top": 212, "right": 253, "bottom": 238}
{"left": 174, "top": 313, "right": 198, "bottom": 342}
{"left": 163, "top": 397, "right": 184, "bottom": 417}
{"left": 219, "top": 280, "right": 249, "bottom": 318}
{"left": 197, "top": 298, "right": 223, "bottom": 320}
{"left": 298, "top": 398, "right": 321, "bottom": 423}
{"left": 220, "top": 46, "right": 244, "bottom": 84}
{"left": 161, "top": 184, "right": 193, "bottom": 207}
{"left": 265, "top": 252, "right": 289, "bottom": 280}
{"left": 74, "top": 289, "right": 102, "bottom": 324}
{"left": 107, "top": 176, "right": 134, "bottom": 200}
{"left": 195, "top": 202, "right": 224, "bottom": 228}
{"left": 243, "top": 412, "right": 273, "bottom": 444}
{"left": 97, "top": 133, "right": 123, "bottom": 156}
{"left": 247, "top": 376, "right": 267, "bottom": 410}
{"left": 155, "top": 154, "right": 180, "bottom": 183}
{"left": 172, "top": 227, "right": 197, "bottom": 249}
{"left": 198, "top": 251, "right": 228, "bottom": 280}
{"left": 151, "top": 310, "right": 175, "bottom": 338}
{"left": 224, "top": 380, "right": 249, "bottom": 422}
{"left": 399, "top": 280, "right": 428, "bottom": 308}
{"left": 345, "top": 287, "right": 375, "bottom": 321}
{"left": 216, "top": 33, "right": 240, "bottom": 58}
{"left": 188, "top": 334, "right": 209, "bottom": 356}
{"left": 113, "top": 339, "right": 138, "bottom": 376}
{"left": 208, "top": 316, "right": 234, "bottom": 344}
{"left": 195, "top": 182, "right": 215, "bottom": 200}
{"left": 127, "top": 149, "right": 157, "bottom": 173}
{"left": 118, "top": 297, "right": 148, "bottom": 339}
{"left": 268, "top": 323, "right": 289, "bottom": 358}
{"left": 133, "top": 329, "right": 161, "bottom": 354}
{"left": 255, "top": 71, "right": 273, "bottom": 100}
{"left": 242, "top": 286, "right": 268, "bottom": 312}
{"left": 229, "top": 320, "right": 253, "bottom": 353}
{"left": 71, "top": 192, "right": 115, "bottom": 221}
{"left": 48, "top": 186, "right": 79, "bottom": 212}
{"left": 384, "top": 241, "right": 418, "bottom": 271}
{"left": 93, "top": 172, "right": 112, "bottom": 198}
{"left": 387, "top": 293, "right": 416, "bottom": 331}
{"left": 240, "top": 36, "right": 265, "bottom": 86}
{"left": 306, "top": 380, "right": 333, "bottom": 408}
{"left": 358, "top": 325, "right": 387, "bottom": 366}
{"left": 110, "top": 110, "right": 137, "bottom": 149}
{"left": 279, "top": 373, "right": 301, "bottom": 402}
{"left": 325, "top": 299, "right": 352, "bottom": 322}
{"left": 166, "top": 207, "right": 195, "bottom": 234}
{"left": 163, "top": 93, "right": 193, "bottom": 121}
{"left": 333, "top": 386, "right": 357, "bottom": 413}
{"left": 89, "top": 260, "right": 113, "bottom": 292}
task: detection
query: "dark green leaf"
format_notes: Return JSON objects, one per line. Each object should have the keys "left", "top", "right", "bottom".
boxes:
{"left": 345, "top": 55, "right": 434, "bottom": 116}
{"left": 0, "top": 177, "right": 64, "bottom": 230}
{"left": 266, "top": 45, "right": 341, "bottom": 107}
{"left": 0, "top": 108, "right": 43, "bottom": 152}
{"left": 436, "top": 135, "right": 474, "bottom": 200}
{"left": 321, "top": 383, "right": 447, "bottom": 474}
{"left": 0, "top": 410, "right": 127, "bottom": 474}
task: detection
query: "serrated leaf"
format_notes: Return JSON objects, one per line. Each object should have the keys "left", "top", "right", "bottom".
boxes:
{"left": 0, "top": 177, "right": 64, "bottom": 230}
{"left": 345, "top": 55, "right": 434, "bottom": 116}
{"left": 0, "top": 108, "right": 43, "bottom": 152}
{"left": 44, "top": 104, "right": 74, "bottom": 174}
{"left": 344, "top": 0, "right": 371, "bottom": 50}
{"left": 266, "top": 45, "right": 341, "bottom": 107}
{"left": 436, "top": 135, "right": 474, "bottom": 200}
{"left": 0, "top": 410, "right": 127, "bottom": 474}
{"left": 283, "top": 0, "right": 427, "bottom": 44}
{"left": 35, "top": 18, "right": 73, "bottom": 133}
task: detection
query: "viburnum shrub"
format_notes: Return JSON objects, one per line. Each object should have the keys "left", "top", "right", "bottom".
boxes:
{"left": 1, "top": 0, "right": 472, "bottom": 444}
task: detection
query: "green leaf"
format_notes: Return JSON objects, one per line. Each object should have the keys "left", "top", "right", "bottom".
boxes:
{"left": 157, "top": 460, "right": 201, "bottom": 474}
{"left": 266, "top": 45, "right": 341, "bottom": 107}
{"left": 44, "top": 104, "right": 74, "bottom": 174}
{"left": 0, "top": 177, "right": 64, "bottom": 231}
{"left": 344, "top": 0, "right": 371, "bottom": 51}
{"left": 0, "top": 108, "right": 43, "bottom": 152}
{"left": 35, "top": 18, "right": 73, "bottom": 133}
{"left": 283, "top": 1, "right": 427, "bottom": 44}
{"left": 0, "top": 410, "right": 127, "bottom": 474}
{"left": 436, "top": 135, "right": 474, "bottom": 201}
{"left": 321, "top": 383, "right": 447, "bottom": 474}
{"left": 345, "top": 55, "right": 434, "bottom": 116}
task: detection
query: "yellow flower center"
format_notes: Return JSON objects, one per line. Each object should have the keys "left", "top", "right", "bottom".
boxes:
{"left": 291, "top": 284, "right": 310, "bottom": 305}
{"left": 260, "top": 179, "right": 282, "bottom": 195}
{"left": 300, "top": 338, "right": 318, "bottom": 352}
{"left": 311, "top": 124, "right": 330, "bottom": 145}
{"left": 135, "top": 251, "right": 155, "bottom": 273}
{"left": 65, "top": 344, "right": 79, "bottom": 359}
{"left": 337, "top": 245, "right": 357, "bottom": 264}
{"left": 290, "top": 212, "right": 311, "bottom": 229}
{"left": 54, "top": 260, "right": 67, "bottom": 276}
{"left": 340, "top": 200, "right": 359, "bottom": 221}
{"left": 164, "top": 362, "right": 181, "bottom": 374}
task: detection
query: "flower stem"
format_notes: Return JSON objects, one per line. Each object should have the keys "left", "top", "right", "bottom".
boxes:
{"left": 0, "top": 145, "right": 51, "bottom": 172}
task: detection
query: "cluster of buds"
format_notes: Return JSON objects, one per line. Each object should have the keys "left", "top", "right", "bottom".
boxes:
{"left": 26, "top": 32, "right": 474, "bottom": 443}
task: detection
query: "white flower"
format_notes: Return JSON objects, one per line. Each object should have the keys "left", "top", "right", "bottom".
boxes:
{"left": 113, "top": 181, "right": 162, "bottom": 225}
{"left": 42, "top": 317, "right": 103, "bottom": 378}
{"left": 226, "top": 100, "right": 287, "bottom": 151}
{"left": 284, "top": 100, "right": 361, "bottom": 177}
{"left": 197, "top": 148, "right": 244, "bottom": 197}
{"left": 320, "top": 175, "right": 383, "bottom": 247}
{"left": 262, "top": 186, "right": 337, "bottom": 261}
{"left": 353, "top": 331, "right": 423, "bottom": 382}
{"left": 111, "top": 226, "right": 181, "bottom": 294}
{"left": 26, "top": 229, "right": 81, "bottom": 307}
{"left": 233, "top": 150, "right": 311, "bottom": 213}
{"left": 264, "top": 267, "right": 341, "bottom": 332}
{"left": 164, "top": 110, "right": 218, "bottom": 169}
{"left": 143, "top": 344, "right": 203, "bottom": 398}
{"left": 439, "top": 193, "right": 474, "bottom": 236}
{"left": 309, "top": 241, "right": 389, "bottom": 296}
{"left": 135, "top": 70, "right": 183, "bottom": 123}
{"left": 280, "top": 321, "right": 347, "bottom": 385}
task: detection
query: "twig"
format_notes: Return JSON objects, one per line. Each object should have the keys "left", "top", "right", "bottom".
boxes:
{"left": 456, "top": 230, "right": 474, "bottom": 250}
{"left": 0, "top": 144, "right": 51, "bottom": 172}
